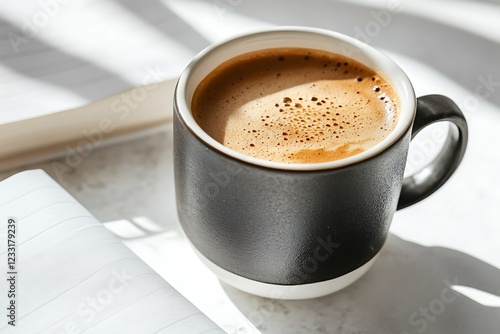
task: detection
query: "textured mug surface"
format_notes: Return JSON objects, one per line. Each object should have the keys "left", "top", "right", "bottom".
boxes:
{"left": 173, "top": 27, "right": 467, "bottom": 299}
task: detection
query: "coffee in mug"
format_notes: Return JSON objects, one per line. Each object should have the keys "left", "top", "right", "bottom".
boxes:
{"left": 192, "top": 48, "right": 399, "bottom": 163}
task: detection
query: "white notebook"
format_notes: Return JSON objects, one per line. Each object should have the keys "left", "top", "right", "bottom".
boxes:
{"left": 0, "top": 170, "right": 223, "bottom": 333}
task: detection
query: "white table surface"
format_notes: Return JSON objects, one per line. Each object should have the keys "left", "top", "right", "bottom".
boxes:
{"left": 2, "top": 0, "right": 500, "bottom": 333}
{"left": 1, "top": 111, "right": 499, "bottom": 334}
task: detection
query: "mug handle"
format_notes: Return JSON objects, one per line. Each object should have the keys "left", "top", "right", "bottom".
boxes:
{"left": 397, "top": 95, "right": 468, "bottom": 210}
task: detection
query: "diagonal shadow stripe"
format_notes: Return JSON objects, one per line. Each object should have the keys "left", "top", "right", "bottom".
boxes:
{"left": 117, "top": 0, "right": 211, "bottom": 54}
{"left": 0, "top": 16, "right": 132, "bottom": 101}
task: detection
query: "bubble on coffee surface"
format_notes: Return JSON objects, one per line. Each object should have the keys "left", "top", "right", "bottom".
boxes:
{"left": 192, "top": 48, "right": 399, "bottom": 164}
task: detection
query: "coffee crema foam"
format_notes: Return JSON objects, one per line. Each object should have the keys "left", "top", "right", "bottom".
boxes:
{"left": 192, "top": 48, "right": 399, "bottom": 163}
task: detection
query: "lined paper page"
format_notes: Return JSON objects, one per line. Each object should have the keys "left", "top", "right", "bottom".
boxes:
{"left": 0, "top": 170, "right": 223, "bottom": 333}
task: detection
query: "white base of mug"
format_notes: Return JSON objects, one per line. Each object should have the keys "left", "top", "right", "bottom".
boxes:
{"left": 191, "top": 246, "right": 378, "bottom": 300}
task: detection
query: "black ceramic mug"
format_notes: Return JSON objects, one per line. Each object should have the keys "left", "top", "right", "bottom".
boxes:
{"left": 173, "top": 27, "right": 468, "bottom": 299}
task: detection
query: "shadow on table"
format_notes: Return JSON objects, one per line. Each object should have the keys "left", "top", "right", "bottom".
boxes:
{"left": 189, "top": 0, "right": 500, "bottom": 109}
{"left": 117, "top": 0, "right": 211, "bottom": 53}
{"left": 221, "top": 233, "right": 500, "bottom": 334}
{"left": 0, "top": 16, "right": 131, "bottom": 101}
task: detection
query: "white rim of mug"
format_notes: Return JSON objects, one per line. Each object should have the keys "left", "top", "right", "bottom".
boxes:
{"left": 176, "top": 26, "right": 416, "bottom": 171}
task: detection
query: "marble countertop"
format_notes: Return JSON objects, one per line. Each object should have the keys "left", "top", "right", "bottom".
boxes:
{"left": 2, "top": 1, "right": 500, "bottom": 333}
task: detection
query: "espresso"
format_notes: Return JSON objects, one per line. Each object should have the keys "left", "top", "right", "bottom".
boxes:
{"left": 192, "top": 48, "right": 399, "bottom": 163}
